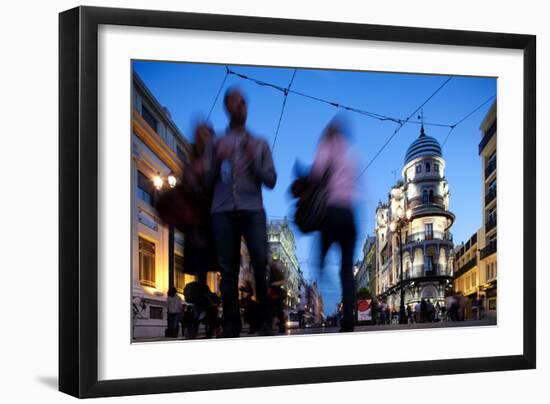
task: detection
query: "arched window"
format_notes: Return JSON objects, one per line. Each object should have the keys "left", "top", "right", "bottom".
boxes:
{"left": 429, "top": 190, "right": 434, "bottom": 203}
{"left": 425, "top": 162, "right": 431, "bottom": 172}
{"left": 416, "top": 165, "right": 421, "bottom": 174}
{"left": 423, "top": 190, "right": 428, "bottom": 203}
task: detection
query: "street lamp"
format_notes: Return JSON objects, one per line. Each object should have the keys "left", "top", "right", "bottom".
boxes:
{"left": 151, "top": 172, "right": 178, "bottom": 288}
{"left": 153, "top": 172, "right": 177, "bottom": 190}
{"left": 390, "top": 207, "right": 412, "bottom": 324}
{"left": 167, "top": 174, "right": 177, "bottom": 188}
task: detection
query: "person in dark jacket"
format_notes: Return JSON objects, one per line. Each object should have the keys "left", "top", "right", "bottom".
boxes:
{"left": 210, "top": 88, "right": 277, "bottom": 338}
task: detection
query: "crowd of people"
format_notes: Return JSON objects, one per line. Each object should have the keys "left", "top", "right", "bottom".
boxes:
{"left": 365, "top": 292, "right": 486, "bottom": 326}
{"left": 157, "top": 87, "right": 359, "bottom": 339}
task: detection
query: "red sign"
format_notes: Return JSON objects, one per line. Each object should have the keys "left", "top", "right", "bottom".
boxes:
{"left": 358, "top": 300, "right": 370, "bottom": 311}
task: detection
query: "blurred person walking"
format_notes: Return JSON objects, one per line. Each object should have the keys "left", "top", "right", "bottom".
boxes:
{"left": 268, "top": 258, "right": 288, "bottom": 334}
{"left": 166, "top": 286, "right": 183, "bottom": 338}
{"left": 478, "top": 294, "right": 485, "bottom": 320}
{"left": 472, "top": 294, "right": 480, "bottom": 320}
{"left": 310, "top": 118, "right": 358, "bottom": 332}
{"left": 210, "top": 88, "right": 277, "bottom": 338}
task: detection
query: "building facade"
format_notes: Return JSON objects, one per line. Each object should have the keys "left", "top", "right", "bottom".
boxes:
{"left": 454, "top": 230, "right": 481, "bottom": 319}
{"left": 267, "top": 218, "right": 303, "bottom": 310}
{"left": 375, "top": 125, "right": 455, "bottom": 311}
{"left": 131, "top": 73, "right": 195, "bottom": 339}
{"left": 478, "top": 102, "right": 497, "bottom": 318}
{"left": 355, "top": 236, "right": 376, "bottom": 294}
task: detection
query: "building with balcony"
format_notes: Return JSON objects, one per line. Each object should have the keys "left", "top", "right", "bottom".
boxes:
{"left": 454, "top": 230, "right": 481, "bottom": 319}
{"left": 478, "top": 101, "right": 497, "bottom": 318}
{"left": 267, "top": 218, "right": 303, "bottom": 310}
{"left": 375, "top": 124, "right": 455, "bottom": 311}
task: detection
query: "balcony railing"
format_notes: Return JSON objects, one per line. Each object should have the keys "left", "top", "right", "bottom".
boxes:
{"left": 407, "top": 196, "right": 445, "bottom": 210}
{"left": 456, "top": 257, "right": 477, "bottom": 277}
{"left": 480, "top": 241, "right": 497, "bottom": 259}
{"left": 485, "top": 188, "right": 497, "bottom": 206}
{"left": 485, "top": 158, "right": 497, "bottom": 179}
{"left": 479, "top": 120, "right": 497, "bottom": 154}
{"left": 485, "top": 215, "right": 497, "bottom": 233}
{"left": 407, "top": 231, "right": 452, "bottom": 244}
{"left": 410, "top": 264, "right": 447, "bottom": 278}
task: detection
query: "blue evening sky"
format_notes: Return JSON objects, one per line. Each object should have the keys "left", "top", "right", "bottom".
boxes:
{"left": 133, "top": 60, "right": 496, "bottom": 315}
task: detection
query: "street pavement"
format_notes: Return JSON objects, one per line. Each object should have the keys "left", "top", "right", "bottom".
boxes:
{"left": 134, "top": 318, "right": 497, "bottom": 343}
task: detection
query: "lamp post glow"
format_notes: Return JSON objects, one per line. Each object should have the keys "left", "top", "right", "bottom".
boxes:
{"left": 152, "top": 175, "right": 163, "bottom": 190}
{"left": 167, "top": 174, "right": 177, "bottom": 188}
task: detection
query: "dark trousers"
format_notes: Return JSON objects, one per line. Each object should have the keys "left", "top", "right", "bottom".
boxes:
{"left": 167, "top": 313, "right": 180, "bottom": 337}
{"left": 320, "top": 206, "right": 357, "bottom": 330}
{"left": 212, "top": 210, "right": 268, "bottom": 337}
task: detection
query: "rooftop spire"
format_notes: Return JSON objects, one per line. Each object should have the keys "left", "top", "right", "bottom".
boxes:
{"left": 418, "top": 109, "right": 426, "bottom": 137}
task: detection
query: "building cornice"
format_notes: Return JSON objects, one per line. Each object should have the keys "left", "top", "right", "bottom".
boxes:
{"left": 133, "top": 109, "right": 183, "bottom": 176}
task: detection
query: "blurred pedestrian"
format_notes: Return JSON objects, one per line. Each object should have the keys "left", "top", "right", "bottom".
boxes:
{"left": 240, "top": 281, "right": 262, "bottom": 334}
{"left": 427, "top": 299, "right": 435, "bottom": 322}
{"left": 435, "top": 301, "right": 441, "bottom": 322}
{"left": 268, "top": 259, "right": 288, "bottom": 334}
{"left": 414, "top": 300, "right": 421, "bottom": 323}
{"left": 472, "top": 294, "right": 479, "bottom": 320}
{"left": 182, "top": 281, "right": 221, "bottom": 339}
{"left": 166, "top": 286, "right": 182, "bottom": 338}
{"left": 420, "top": 298, "right": 427, "bottom": 323}
{"left": 458, "top": 293, "right": 467, "bottom": 321}
{"left": 478, "top": 294, "right": 485, "bottom": 320}
{"left": 210, "top": 87, "right": 277, "bottom": 337}
{"left": 311, "top": 117, "right": 357, "bottom": 332}
{"left": 446, "top": 293, "right": 456, "bottom": 321}
{"left": 176, "top": 123, "right": 221, "bottom": 296}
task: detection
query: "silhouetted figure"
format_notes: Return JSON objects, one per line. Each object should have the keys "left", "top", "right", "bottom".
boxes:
{"left": 210, "top": 88, "right": 277, "bottom": 337}
{"left": 420, "top": 299, "right": 427, "bottom": 323}
{"left": 239, "top": 281, "right": 262, "bottom": 334}
{"left": 166, "top": 286, "right": 182, "bottom": 338}
{"left": 311, "top": 117, "right": 357, "bottom": 332}
{"left": 268, "top": 259, "right": 288, "bottom": 334}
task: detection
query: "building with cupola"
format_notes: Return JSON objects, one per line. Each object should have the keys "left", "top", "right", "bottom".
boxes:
{"left": 375, "top": 124, "right": 455, "bottom": 312}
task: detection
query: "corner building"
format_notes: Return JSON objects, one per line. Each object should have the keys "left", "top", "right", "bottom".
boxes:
{"left": 375, "top": 125, "right": 455, "bottom": 310}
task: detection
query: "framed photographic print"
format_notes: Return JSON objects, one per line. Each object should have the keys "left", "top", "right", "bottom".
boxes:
{"left": 59, "top": 6, "right": 536, "bottom": 398}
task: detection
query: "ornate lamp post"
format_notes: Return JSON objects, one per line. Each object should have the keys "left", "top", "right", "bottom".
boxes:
{"left": 152, "top": 172, "right": 178, "bottom": 288}
{"left": 390, "top": 206, "right": 412, "bottom": 324}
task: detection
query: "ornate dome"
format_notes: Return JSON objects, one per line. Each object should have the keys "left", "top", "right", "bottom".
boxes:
{"left": 404, "top": 126, "right": 442, "bottom": 164}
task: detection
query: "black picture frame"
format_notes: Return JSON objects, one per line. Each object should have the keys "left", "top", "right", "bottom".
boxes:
{"left": 59, "top": 5, "right": 536, "bottom": 398}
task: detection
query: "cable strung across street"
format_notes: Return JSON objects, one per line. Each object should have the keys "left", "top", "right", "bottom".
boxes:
{"left": 209, "top": 66, "right": 495, "bottom": 177}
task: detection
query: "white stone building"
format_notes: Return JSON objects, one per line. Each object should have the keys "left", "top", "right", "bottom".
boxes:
{"left": 375, "top": 125, "right": 455, "bottom": 310}
{"left": 267, "top": 218, "right": 303, "bottom": 310}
